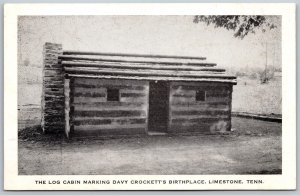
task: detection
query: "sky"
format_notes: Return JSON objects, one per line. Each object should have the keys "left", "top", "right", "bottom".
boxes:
{"left": 18, "top": 15, "right": 281, "bottom": 71}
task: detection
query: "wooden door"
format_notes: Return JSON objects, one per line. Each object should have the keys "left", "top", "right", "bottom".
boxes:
{"left": 148, "top": 81, "right": 169, "bottom": 132}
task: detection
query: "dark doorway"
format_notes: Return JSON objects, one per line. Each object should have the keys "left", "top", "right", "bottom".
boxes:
{"left": 148, "top": 81, "right": 169, "bottom": 133}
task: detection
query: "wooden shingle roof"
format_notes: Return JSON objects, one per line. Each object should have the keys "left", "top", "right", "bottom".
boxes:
{"left": 59, "top": 51, "right": 237, "bottom": 84}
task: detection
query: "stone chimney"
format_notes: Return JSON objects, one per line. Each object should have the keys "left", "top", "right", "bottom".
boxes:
{"left": 41, "top": 43, "right": 64, "bottom": 133}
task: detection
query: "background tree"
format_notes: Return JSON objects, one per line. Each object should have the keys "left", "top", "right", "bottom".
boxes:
{"left": 193, "top": 15, "right": 277, "bottom": 39}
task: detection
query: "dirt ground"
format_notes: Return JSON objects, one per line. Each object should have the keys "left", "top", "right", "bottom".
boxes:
{"left": 18, "top": 117, "right": 281, "bottom": 175}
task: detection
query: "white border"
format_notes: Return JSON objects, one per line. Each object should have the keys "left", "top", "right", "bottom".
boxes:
{"left": 4, "top": 3, "right": 296, "bottom": 190}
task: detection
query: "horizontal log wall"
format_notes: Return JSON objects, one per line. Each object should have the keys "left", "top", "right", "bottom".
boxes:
{"left": 41, "top": 43, "right": 64, "bottom": 132}
{"left": 71, "top": 78, "right": 149, "bottom": 135}
{"left": 169, "top": 81, "right": 233, "bottom": 133}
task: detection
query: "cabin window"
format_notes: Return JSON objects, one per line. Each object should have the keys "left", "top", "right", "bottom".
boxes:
{"left": 107, "top": 88, "right": 120, "bottom": 101}
{"left": 196, "top": 90, "right": 206, "bottom": 101}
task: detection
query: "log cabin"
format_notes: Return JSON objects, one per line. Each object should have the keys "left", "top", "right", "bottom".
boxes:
{"left": 41, "top": 42, "right": 237, "bottom": 138}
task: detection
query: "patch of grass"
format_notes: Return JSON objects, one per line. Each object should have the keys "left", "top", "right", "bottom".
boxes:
{"left": 245, "top": 169, "right": 282, "bottom": 174}
{"left": 232, "top": 76, "right": 281, "bottom": 115}
{"left": 231, "top": 117, "right": 281, "bottom": 136}
{"left": 18, "top": 125, "right": 65, "bottom": 143}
